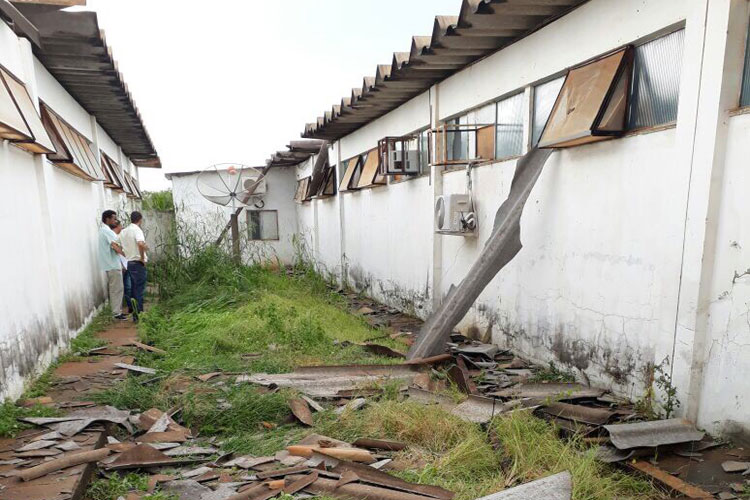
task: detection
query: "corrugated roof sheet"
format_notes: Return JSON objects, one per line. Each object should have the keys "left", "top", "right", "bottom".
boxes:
{"left": 266, "top": 139, "right": 325, "bottom": 168}
{"left": 302, "top": 0, "right": 587, "bottom": 141}
{"left": 13, "top": 6, "right": 161, "bottom": 168}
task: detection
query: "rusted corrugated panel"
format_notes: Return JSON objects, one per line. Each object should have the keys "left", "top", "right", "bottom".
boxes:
{"left": 475, "top": 471, "right": 572, "bottom": 500}
{"left": 302, "top": 0, "right": 587, "bottom": 141}
{"left": 604, "top": 419, "right": 704, "bottom": 450}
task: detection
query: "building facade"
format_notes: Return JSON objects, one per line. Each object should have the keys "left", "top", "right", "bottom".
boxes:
{"left": 0, "top": 3, "right": 159, "bottom": 399}
{"left": 284, "top": 0, "right": 750, "bottom": 440}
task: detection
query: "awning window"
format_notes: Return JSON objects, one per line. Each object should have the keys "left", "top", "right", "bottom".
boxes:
{"left": 356, "top": 148, "right": 386, "bottom": 189}
{"left": 538, "top": 47, "right": 633, "bottom": 148}
{"left": 41, "top": 104, "right": 104, "bottom": 181}
{"left": 339, "top": 156, "right": 362, "bottom": 192}
{"left": 0, "top": 68, "right": 55, "bottom": 154}
{"left": 316, "top": 167, "right": 337, "bottom": 198}
{"left": 294, "top": 177, "right": 310, "bottom": 203}
{"left": 124, "top": 172, "right": 142, "bottom": 199}
{"left": 102, "top": 153, "right": 125, "bottom": 191}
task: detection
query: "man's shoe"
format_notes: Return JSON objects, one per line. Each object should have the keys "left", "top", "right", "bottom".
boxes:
{"left": 114, "top": 314, "right": 129, "bottom": 320}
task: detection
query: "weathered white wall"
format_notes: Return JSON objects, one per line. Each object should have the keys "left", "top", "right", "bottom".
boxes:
{"left": 290, "top": 0, "right": 750, "bottom": 437}
{"left": 696, "top": 111, "right": 750, "bottom": 440}
{"left": 170, "top": 167, "right": 298, "bottom": 265}
{"left": 0, "top": 22, "right": 143, "bottom": 400}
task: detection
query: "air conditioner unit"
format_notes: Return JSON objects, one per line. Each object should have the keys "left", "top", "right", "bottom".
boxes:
{"left": 390, "top": 149, "right": 420, "bottom": 174}
{"left": 435, "top": 194, "right": 476, "bottom": 236}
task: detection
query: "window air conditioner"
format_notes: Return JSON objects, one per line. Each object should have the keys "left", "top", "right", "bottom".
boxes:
{"left": 435, "top": 194, "right": 476, "bottom": 236}
{"left": 390, "top": 149, "right": 420, "bottom": 174}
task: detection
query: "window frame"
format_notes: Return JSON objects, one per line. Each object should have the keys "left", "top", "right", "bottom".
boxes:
{"left": 538, "top": 47, "right": 634, "bottom": 148}
{"left": 0, "top": 65, "right": 55, "bottom": 154}
{"left": 246, "top": 209, "right": 280, "bottom": 241}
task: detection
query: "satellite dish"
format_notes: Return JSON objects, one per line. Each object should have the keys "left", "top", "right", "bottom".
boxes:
{"left": 196, "top": 163, "right": 266, "bottom": 209}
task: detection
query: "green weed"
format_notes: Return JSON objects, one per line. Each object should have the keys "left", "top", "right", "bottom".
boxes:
{"left": 0, "top": 401, "right": 60, "bottom": 438}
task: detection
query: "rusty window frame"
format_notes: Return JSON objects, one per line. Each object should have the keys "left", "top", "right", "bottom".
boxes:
{"left": 40, "top": 103, "right": 103, "bottom": 181}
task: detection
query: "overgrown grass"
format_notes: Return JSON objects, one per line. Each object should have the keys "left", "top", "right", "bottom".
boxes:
{"left": 90, "top": 246, "right": 660, "bottom": 500}
{"left": 87, "top": 472, "right": 176, "bottom": 500}
{"left": 141, "top": 190, "right": 174, "bottom": 211}
{"left": 0, "top": 401, "right": 60, "bottom": 438}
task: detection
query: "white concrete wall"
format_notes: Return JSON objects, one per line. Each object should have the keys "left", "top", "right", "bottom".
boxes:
{"left": 0, "top": 21, "right": 144, "bottom": 400}
{"left": 290, "top": 0, "right": 750, "bottom": 438}
{"left": 170, "top": 167, "right": 299, "bottom": 265}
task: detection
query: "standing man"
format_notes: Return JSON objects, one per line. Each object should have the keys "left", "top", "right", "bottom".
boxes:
{"left": 112, "top": 220, "right": 132, "bottom": 316}
{"left": 98, "top": 210, "right": 127, "bottom": 320}
{"left": 120, "top": 211, "right": 148, "bottom": 321}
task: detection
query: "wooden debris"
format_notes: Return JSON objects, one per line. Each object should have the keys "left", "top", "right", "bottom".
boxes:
{"left": 630, "top": 460, "right": 714, "bottom": 498}
{"left": 19, "top": 447, "right": 110, "bottom": 481}
{"left": 123, "top": 340, "right": 167, "bottom": 355}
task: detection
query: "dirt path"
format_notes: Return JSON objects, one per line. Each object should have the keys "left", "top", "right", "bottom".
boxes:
{"left": 0, "top": 322, "right": 138, "bottom": 500}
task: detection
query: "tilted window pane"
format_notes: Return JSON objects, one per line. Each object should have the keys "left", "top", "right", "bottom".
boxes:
{"left": 496, "top": 92, "right": 524, "bottom": 158}
{"left": 741, "top": 22, "right": 750, "bottom": 107}
{"left": 532, "top": 77, "right": 565, "bottom": 147}
{"left": 628, "top": 29, "right": 685, "bottom": 129}
{"left": 260, "top": 211, "right": 279, "bottom": 240}
{"left": 0, "top": 71, "right": 32, "bottom": 141}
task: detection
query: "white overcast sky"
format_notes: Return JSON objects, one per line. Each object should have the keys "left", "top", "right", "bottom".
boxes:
{"left": 80, "top": 0, "right": 460, "bottom": 191}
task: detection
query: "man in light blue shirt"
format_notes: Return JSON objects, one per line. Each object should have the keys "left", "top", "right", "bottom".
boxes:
{"left": 98, "top": 210, "right": 127, "bottom": 319}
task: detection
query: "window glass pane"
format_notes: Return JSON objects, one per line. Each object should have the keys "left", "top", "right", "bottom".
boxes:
{"left": 740, "top": 22, "right": 750, "bottom": 106}
{"left": 419, "top": 130, "right": 429, "bottom": 171}
{"left": 532, "top": 77, "right": 565, "bottom": 147}
{"left": 628, "top": 29, "right": 685, "bottom": 129}
{"left": 248, "top": 211, "right": 261, "bottom": 240}
{"left": 260, "top": 211, "right": 279, "bottom": 240}
{"left": 496, "top": 92, "right": 524, "bottom": 158}
{"left": 0, "top": 71, "right": 31, "bottom": 141}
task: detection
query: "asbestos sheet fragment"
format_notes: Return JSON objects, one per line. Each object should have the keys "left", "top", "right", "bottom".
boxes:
{"left": 721, "top": 461, "right": 750, "bottom": 473}
{"left": 541, "top": 402, "right": 614, "bottom": 426}
{"left": 301, "top": 395, "right": 324, "bottom": 412}
{"left": 475, "top": 471, "right": 572, "bottom": 500}
{"left": 407, "top": 148, "right": 554, "bottom": 359}
{"left": 288, "top": 398, "right": 314, "bottom": 426}
{"left": 15, "top": 440, "right": 57, "bottom": 452}
{"left": 604, "top": 419, "right": 704, "bottom": 450}
{"left": 334, "top": 398, "right": 367, "bottom": 415}
{"left": 161, "top": 479, "right": 213, "bottom": 499}
{"left": 114, "top": 362, "right": 157, "bottom": 375}
{"left": 455, "top": 344, "right": 499, "bottom": 359}
{"left": 163, "top": 446, "right": 219, "bottom": 457}
{"left": 331, "top": 460, "right": 455, "bottom": 499}
{"left": 240, "top": 365, "right": 421, "bottom": 398}
{"left": 490, "top": 383, "right": 604, "bottom": 400}
{"left": 224, "top": 455, "right": 276, "bottom": 469}
{"left": 352, "top": 438, "right": 406, "bottom": 452}
{"left": 447, "top": 357, "right": 478, "bottom": 395}
{"left": 106, "top": 444, "right": 200, "bottom": 470}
